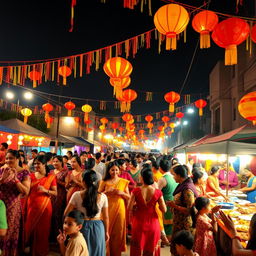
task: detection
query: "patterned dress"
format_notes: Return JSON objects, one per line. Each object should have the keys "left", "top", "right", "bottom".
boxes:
{"left": 0, "top": 168, "right": 29, "bottom": 256}
{"left": 194, "top": 214, "right": 217, "bottom": 256}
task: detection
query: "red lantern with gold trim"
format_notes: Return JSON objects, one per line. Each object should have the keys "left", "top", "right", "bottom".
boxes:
{"left": 64, "top": 101, "right": 76, "bottom": 116}
{"left": 122, "top": 113, "right": 133, "bottom": 123}
{"left": 58, "top": 66, "right": 72, "bottom": 85}
{"left": 147, "top": 122, "right": 154, "bottom": 134}
{"left": 121, "top": 89, "right": 137, "bottom": 112}
{"left": 74, "top": 117, "right": 80, "bottom": 128}
{"left": 238, "top": 91, "right": 256, "bottom": 125}
{"left": 45, "top": 116, "right": 54, "bottom": 129}
{"left": 28, "top": 70, "right": 41, "bottom": 88}
{"left": 42, "top": 103, "right": 53, "bottom": 119}
{"left": 162, "top": 116, "right": 170, "bottom": 128}
{"left": 192, "top": 10, "right": 219, "bottom": 49}
{"left": 100, "top": 118, "right": 109, "bottom": 129}
{"left": 212, "top": 18, "right": 250, "bottom": 65}
{"left": 195, "top": 99, "right": 207, "bottom": 116}
{"left": 176, "top": 112, "right": 184, "bottom": 121}
{"left": 145, "top": 115, "right": 153, "bottom": 123}
{"left": 112, "top": 122, "right": 120, "bottom": 135}
{"left": 119, "top": 127, "right": 124, "bottom": 135}
{"left": 110, "top": 76, "right": 131, "bottom": 98}
{"left": 164, "top": 91, "right": 180, "bottom": 113}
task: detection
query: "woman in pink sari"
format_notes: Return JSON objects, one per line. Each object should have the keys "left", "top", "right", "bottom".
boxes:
{"left": 65, "top": 156, "right": 84, "bottom": 203}
{"left": 0, "top": 150, "right": 30, "bottom": 256}
{"left": 25, "top": 155, "right": 57, "bottom": 256}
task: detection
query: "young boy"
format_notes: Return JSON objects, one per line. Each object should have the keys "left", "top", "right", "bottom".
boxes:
{"left": 57, "top": 210, "right": 89, "bottom": 256}
{"left": 172, "top": 230, "right": 199, "bottom": 256}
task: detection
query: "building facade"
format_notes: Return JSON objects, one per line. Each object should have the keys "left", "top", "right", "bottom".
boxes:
{"left": 209, "top": 42, "right": 256, "bottom": 134}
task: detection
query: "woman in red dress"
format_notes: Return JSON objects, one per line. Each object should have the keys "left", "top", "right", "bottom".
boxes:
{"left": 128, "top": 166, "right": 167, "bottom": 256}
{"left": 25, "top": 155, "right": 57, "bottom": 256}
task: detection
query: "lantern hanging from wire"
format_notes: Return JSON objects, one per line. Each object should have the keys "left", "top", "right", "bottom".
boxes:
{"left": 192, "top": 10, "right": 219, "bottom": 49}
{"left": 176, "top": 112, "right": 184, "bottom": 122}
{"left": 28, "top": 70, "right": 41, "bottom": 88}
{"left": 251, "top": 24, "right": 256, "bottom": 43}
{"left": 195, "top": 99, "right": 207, "bottom": 116}
{"left": 74, "top": 117, "right": 80, "bottom": 128}
{"left": 58, "top": 65, "right": 72, "bottom": 85}
{"left": 21, "top": 108, "right": 32, "bottom": 124}
{"left": 154, "top": 4, "right": 189, "bottom": 50}
{"left": 211, "top": 18, "right": 250, "bottom": 65}
{"left": 138, "top": 129, "right": 145, "bottom": 139}
{"left": 164, "top": 91, "right": 180, "bottom": 113}
{"left": 147, "top": 122, "right": 154, "bottom": 134}
{"left": 64, "top": 101, "right": 76, "bottom": 116}
{"left": 112, "top": 122, "right": 120, "bottom": 135}
{"left": 45, "top": 116, "right": 54, "bottom": 129}
{"left": 110, "top": 76, "right": 131, "bottom": 98}
{"left": 81, "top": 104, "right": 92, "bottom": 122}
{"left": 100, "top": 117, "right": 109, "bottom": 129}
{"left": 169, "top": 122, "right": 175, "bottom": 133}
{"left": 162, "top": 116, "right": 170, "bottom": 128}
{"left": 119, "top": 127, "right": 124, "bottom": 135}
{"left": 238, "top": 91, "right": 256, "bottom": 125}
{"left": 121, "top": 89, "right": 137, "bottom": 112}
{"left": 42, "top": 103, "right": 53, "bottom": 119}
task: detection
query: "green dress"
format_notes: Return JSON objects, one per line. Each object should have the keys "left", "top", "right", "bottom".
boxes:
{"left": 161, "top": 173, "right": 177, "bottom": 235}
{"left": 128, "top": 169, "right": 141, "bottom": 184}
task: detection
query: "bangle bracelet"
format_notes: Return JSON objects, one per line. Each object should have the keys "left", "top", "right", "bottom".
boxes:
{"left": 232, "top": 236, "right": 241, "bottom": 242}
{"left": 15, "top": 179, "right": 20, "bottom": 184}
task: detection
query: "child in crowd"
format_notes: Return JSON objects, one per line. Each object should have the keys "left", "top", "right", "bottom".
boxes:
{"left": 57, "top": 210, "right": 88, "bottom": 256}
{"left": 194, "top": 197, "right": 220, "bottom": 256}
{"left": 172, "top": 230, "right": 199, "bottom": 256}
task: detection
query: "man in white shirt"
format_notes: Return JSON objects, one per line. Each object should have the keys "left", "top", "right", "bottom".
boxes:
{"left": 94, "top": 152, "right": 106, "bottom": 179}
{"left": 27, "top": 149, "right": 38, "bottom": 172}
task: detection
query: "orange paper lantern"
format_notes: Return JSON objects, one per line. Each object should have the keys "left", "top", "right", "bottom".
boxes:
{"left": 58, "top": 65, "right": 72, "bottom": 85}
{"left": 192, "top": 10, "right": 219, "bottom": 49}
{"left": 64, "top": 101, "right": 76, "bottom": 116}
{"left": 122, "top": 113, "right": 133, "bottom": 123}
{"left": 162, "top": 116, "right": 170, "bottom": 127}
{"left": 238, "top": 91, "right": 256, "bottom": 125}
{"left": 164, "top": 91, "right": 180, "bottom": 113}
{"left": 112, "top": 122, "right": 120, "bottom": 134}
{"left": 195, "top": 99, "right": 207, "bottom": 116}
{"left": 119, "top": 127, "right": 124, "bottom": 135}
{"left": 28, "top": 70, "right": 41, "bottom": 88}
{"left": 147, "top": 122, "right": 154, "bottom": 134}
{"left": 74, "top": 117, "right": 80, "bottom": 128}
{"left": 45, "top": 116, "right": 54, "bottom": 129}
{"left": 176, "top": 112, "right": 184, "bottom": 120}
{"left": 145, "top": 115, "right": 153, "bottom": 123}
{"left": 81, "top": 104, "right": 92, "bottom": 122}
{"left": 21, "top": 108, "right": 32, "bottom": 124}
{"left": 42, "top": 103, "right": 53, "bottom": 119}
{"left": 121, "top": 89, "right": 137, "bottom": 112}
{"left": 212, "top": 18, "right": 249, "bottom": 65}
{"left": 154, "top": 4, "right": 189, "bottom": 50}
{"left": 110, "top": 76, "right": 131, "bottom": 98}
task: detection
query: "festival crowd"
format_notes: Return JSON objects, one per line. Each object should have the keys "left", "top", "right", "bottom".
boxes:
{"left": 0, "top": 141, "right": 255, "bottom": 256}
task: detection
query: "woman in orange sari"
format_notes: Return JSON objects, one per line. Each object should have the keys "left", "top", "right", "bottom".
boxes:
{"left": 65, "top": 156, "right": 84, "bottom": 203}
{"left": 99, "top": 161, "right": 130, "bottom": 256}
{"left": 25, "top": 155, "right": 57, "bottom": 256}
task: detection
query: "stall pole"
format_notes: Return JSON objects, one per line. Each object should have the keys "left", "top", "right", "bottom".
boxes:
{"left": 226, "top": 141, "right": 230, "bottom": 198}
{"left": 54, "top": 108, "right": 60, "bottom": 154}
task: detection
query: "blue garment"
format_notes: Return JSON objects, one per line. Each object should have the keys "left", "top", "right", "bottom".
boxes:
{"left": 247, "top": 176, "right": 256, "bottom": 203}
{"left": 81, "top": 220, "right": 105, "bottom": 256}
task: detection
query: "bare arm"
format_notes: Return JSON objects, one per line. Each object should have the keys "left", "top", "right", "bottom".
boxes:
{"left": 128, "top": 193, "right": 135, "bottom": 212}
{"left": 240, "top": 184, "right": 256, "bottom": 192}
{"left": 102, "top": 207, "right": 109, "bottom": 242}
{"left": 48, "top": 185, "right": 57, "bottom": 197}
{"left": 157, "top": 177, "right": 166, "bottom": 190}
{"left": 158, "top": 196, "right": 167, "bottom": 213}
{"left": 15, "top": 176, "right": 31, "bottom": 195}
{"left": 117, "top": 185, "right": 130, "bottom": 200}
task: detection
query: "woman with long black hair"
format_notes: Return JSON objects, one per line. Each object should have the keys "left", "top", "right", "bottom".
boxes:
{"left": 64, "top": 170, "right": 109, "bottom": 256}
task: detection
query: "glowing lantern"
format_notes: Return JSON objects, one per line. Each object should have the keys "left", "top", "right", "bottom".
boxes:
{"left": 84, "top": 119, "right": 91, "bottom": 130}
{"left": 169, "top": 122, "right": 175, "bottom": 133}
{"left": 81, "top": 104, "right": 92, "bottom": 122}
{"left": 122, "top": 113, "right": 133, "bottom": 123}
{"left": 64, "top": 101, "right": 76, "bottom": 116}
{"left": 147, "top": 122, "right": 154, "bottom": 134}
{"left": 251, "top": 24, "right": 256, "bottom": 43}
{"left": 74, "top": 117, "right": 80, "bottom": 128}
{"left": 164, "top": 91, "right": 180, "bottom": 113}
{"left": 121, "top": 89, "right": 137, "bottom": 112}
{"left": 158, "top": 126, "right": 164, "bottom": 132}
{"left": 58, "top": 66, "right": 72, "bottom": 85}
{"left": 212, "top": 18, "right": 249, "bottom": 65}
{"left": 195, "top": 99, "right": 207, "bottom": 116}
{"left": 110, "top": 76, "right": 131, "bottom": 98}
{"left": 145, "top": 115, "right": 153, "bottom": 124}
{"left": 104, "top": 57, "right": 133, "bottom": 94}
{"left": 21, "top": 108, "right": 32, "bottom": 124}
{"left": 28, "top": 70, "right": 41, "bottom": 88}
{"left": 162, "top": 116, "right": 170, "bottom": 128}
{"left": 112, "top": 122, "right": 120, "bottom": 135}
{"left": 176, "top": 112, "right": 184, "bottom": 121}
{"left": 42, "top": 103, "right": 53, "bottom": 119}
{"left": 100, "top": 117, "right": 109, "bottom": 129}
{"left": 154, "top": 4, "right": 189, "bottom": 50}
{"left": 192, "top": 10, "right": 219, "bottom": 49}
{"left": 119, "top": 127, "right": 124, "bottom": 135}
{"left": 45, "top": 116, "right": 54, "bottom": 129}
{"left": 138, "top": 130, "right": 145, "bottom": 139}
{"left": 99, "top": 125, "right": 105, "bottom": 134}
{"left": 238, "top": 91, "right": 256, "bottom": 125}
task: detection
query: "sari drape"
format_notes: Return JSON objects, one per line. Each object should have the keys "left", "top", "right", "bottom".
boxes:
{"left": 100, "top": 178, "right": 129, "bottom": 256}
{"left": 66, "top": 170, "right": 83, "bottom": 203}
{"left": 25, "top": 173, "right": 56, "bottom": 256}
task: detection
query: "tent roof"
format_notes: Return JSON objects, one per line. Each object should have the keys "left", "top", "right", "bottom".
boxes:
{"left": 0, "top": 125, "right": 20, "bottom": 134}
{"left": 0, "top": 119, "right": 50, "bottom": 138}
{"left": 190, "top": 134, "right": 215, "bottom": 147}
{"left": 173, "top": 139, "right": 197, "bottom": 152}
{"left": 186, "top": 141, "right": 256, "bottom": 155}
{"left": 60, "top": 135, "right": 91, "bottom": 146}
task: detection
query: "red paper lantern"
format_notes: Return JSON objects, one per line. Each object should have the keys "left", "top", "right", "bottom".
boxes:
{"left": 64, "top": 101, "right": 76, "bottom": 116}
{"left": 100, "top": 118, "right": 109, "bottom": 129}
{"left": 112, "top": 122, "right": 120, "bottom": 134}
{"left": 122, "top": 113, "right": 133, "bottom": 122}
{"left": 74, "top": 117, "right": 80, "bottom": 128}
{"left": 212, "top": 18, "right": 250, "bottom": 65}
{"left": 145, "top": 115, "right": 153, "bottom": 123}
{"left": 162, "top": 116, "right": 170, "bottom": 127}
{"left": 42, "top": 103, "right": 53, "bottom": 119}
{"left": 58, "top": 65, "right": 72, "bottom": 85}
{"left": 119, "top": 127, "right": 124, "bottom": 135}
{"left": 147, "top": 122, "right": 154, "bottom": 134}
{"left": 176, "top": 112, "right": 184, "bottom": 120}
{"left": 110, "top": 76, "right": 131, "bottom": 98}
{"left": 195, "top": 99, "right": 207, "bottom": 116}
{"left": 251, "top": 24, "right": 256, "bottom": 43}
{"left": 164, "top": 91, "right": 180, "bottom": 113}
{"left": 28, "top": 70, "right": 41, "bottom": 88}
{"left": 45, "top": 116, "right": 54, "bottom": 129}
{"left": 158, "top": 126, "right": 164, "bottom": 132}
{"left": 192, "top": 10, "right": 219, "bottom": 49}
{"left": 121, "top": 89, "right": 137, "bottom": 112}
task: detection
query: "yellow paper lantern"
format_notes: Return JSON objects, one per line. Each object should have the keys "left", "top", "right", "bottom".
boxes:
{"left": 81, "top": 104, "right": 92, "bottom": 122}
{"left": 21, "top": 108, "right": 32, "bottom": 124}
{"left": 154, "top": 4, "right": 189, "bottom": 50}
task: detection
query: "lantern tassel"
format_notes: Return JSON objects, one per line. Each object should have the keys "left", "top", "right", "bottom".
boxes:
{"left": 199, "top": 108, "right": 203, "bottom": 116}
{"left": 84, "top": 113, "right": 89, "bottom": 122}
{"left": 47, "top": 122, "right": 51, "bottom": 129}
{"left": 33, "top": 80, "right": 37, "bottom": 88}
{"left": 169, "top": 103, "right": 174, "bottom": 113}
{"left": 24, "top": 116, "right": 28, "bottom": 124}
{"left": 200, "top": 32, "right": 210, "bottom": 49}
{"left": 63, "top": 77, "right": 67, "bottom": 85}
{"left": 68, "top": 109, "right": 72, "bottom": 116}
{"left": 126, "top": 102, "right": 131, "bottom": 112}
{"left": 225, "top": 45, "right": 237, "bottom": 66}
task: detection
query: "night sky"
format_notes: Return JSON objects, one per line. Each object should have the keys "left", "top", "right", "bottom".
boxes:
{"left": 0, "top": 0, "right": 254, "bottom": 116}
